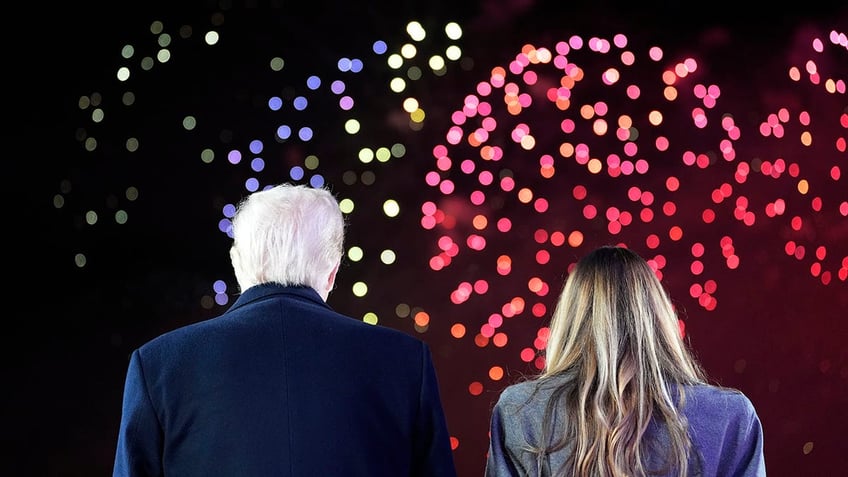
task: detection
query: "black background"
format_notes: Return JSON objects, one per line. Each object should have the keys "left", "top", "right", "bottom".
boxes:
{"left": 6, "top": 0, "right": 848, "bottom": 475}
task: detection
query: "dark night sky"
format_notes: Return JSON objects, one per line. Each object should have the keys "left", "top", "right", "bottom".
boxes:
{"left": 6, "top": 1, "right": 848, "bottom": 476}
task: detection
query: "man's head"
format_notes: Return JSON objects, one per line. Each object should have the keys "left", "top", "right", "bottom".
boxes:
{"left": 229, "top": 183, "right": 345, "bottom": 300}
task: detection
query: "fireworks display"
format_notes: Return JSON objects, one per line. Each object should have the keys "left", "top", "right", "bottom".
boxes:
{"left": 45, "top": 2, "right": 848, "bottom": 474}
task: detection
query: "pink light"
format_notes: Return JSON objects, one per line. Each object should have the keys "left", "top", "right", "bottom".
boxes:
{"left": 446, "top": 126, "right": 464, "bottom": 145}
{"left": 451, "top": 111, "right": 466, "bottom": 125}
{"left": 467, "top": 234, "right": 486, "bottom": 251}
{"left": 691, "top": 260, "right": 704, "bottom": 275}
{"left": 550, "top": 231, "right": 565, "bottom": 246}
{"left": 534, "top": 229, "right": 548, "bottom": 243}
{"left": 478, "top": 171, "right": 494, "bottom": 186}
{"left": 646, "top": 234, "right": 660, "bottom": 249}
{"left": 430, "top": 255, "right": 445, "bottom": 271}
{"left": 436, "top": 156, "right": 452, "bottom": 171}
{"left": 488, "top": 314, "right": 503, "bottom": 328}
{"left": 689, "top": 283, "right": 703, "bottom": 298}
{"left": 476, "top": 81, "right": 492, "bottom": 96}
{"left": 470, "top": 190, "right": 485, "bottom": 205}
{"left": 649, "top": 46, "right": 663, "bottom": 61}
{"left": 439, "top": 180, "right": 455, "bottom": 195}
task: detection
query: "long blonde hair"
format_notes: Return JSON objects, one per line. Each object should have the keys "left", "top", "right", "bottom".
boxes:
{"left": 538, "top": 245, "right": 706, "bottom": 476}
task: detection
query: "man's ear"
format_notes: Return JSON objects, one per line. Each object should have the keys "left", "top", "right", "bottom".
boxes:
{"left": 326, "top": 263, "right": 340, "bottom": 293}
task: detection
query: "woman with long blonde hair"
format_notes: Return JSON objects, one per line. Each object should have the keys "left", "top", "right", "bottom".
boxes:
{"left": 486, "top": 246, "right": 765, "bottom": 476}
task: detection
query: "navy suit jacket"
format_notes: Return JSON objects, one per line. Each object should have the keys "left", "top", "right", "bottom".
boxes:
{"left": 113, "top": 284, "right": 457, "bottom": 476}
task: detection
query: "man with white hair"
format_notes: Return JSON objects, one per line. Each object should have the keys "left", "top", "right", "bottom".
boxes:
{"left": 113, "top": 183, "right": 458, "bottom": 476}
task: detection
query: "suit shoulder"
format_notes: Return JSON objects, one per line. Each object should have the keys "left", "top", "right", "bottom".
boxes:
{"left": 343, "top": 315, "right": 427, "bottom": 347}
{"left": 135, "top": 317, "right": 218, "bottom": 357}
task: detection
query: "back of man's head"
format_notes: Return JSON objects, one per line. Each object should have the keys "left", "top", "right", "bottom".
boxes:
{"left": 229, "top": 183, "right": 345, "bottom": 298}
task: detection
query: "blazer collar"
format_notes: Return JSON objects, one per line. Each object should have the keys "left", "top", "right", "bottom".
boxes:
{"left": 229, "top": 284, "right": 328, "bottom": 311}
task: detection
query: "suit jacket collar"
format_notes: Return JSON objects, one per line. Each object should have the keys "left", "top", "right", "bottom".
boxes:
{"left": 229, "top": 284, "right": 328, "bottom": 312}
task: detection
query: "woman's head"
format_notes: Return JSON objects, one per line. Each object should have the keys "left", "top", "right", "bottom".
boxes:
{"left": 539, "top": 246, "right": 705, "bottom": 475}
{"left": 544, "top": 245, "right": 703, "bottom": 387}
{"left": 229, "top": 183, "right": 345, "bottom": 299}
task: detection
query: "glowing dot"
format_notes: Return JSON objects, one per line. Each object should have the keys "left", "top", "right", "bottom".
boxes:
{"left": 534, "top": 229, "right": 548, "bottom": 243}
{"left": 347, "top": 246, "right": 364, "bottom": 262}
{"left": 487, "top": 313, "right": 503, "bottom": 328}
{"left": 550, "top": 231, "right": 565, "bottom": 246}
{"left": 414, "top": 311, "right": 430, "bottom": 327}
{"left": 803, "top": 442, "right": 814, "bottom": 455}
{"left": 383, "top": 199, "right": 400, "bottom": 217}
{"left": 691, "top": 260, "right": 704, "bottom": 275}
{"left": 451, "top": 323, "right": 466, "bottom": 338}
{"left": 362, "top": 313, "right": 378, "bottom": 325}
{"left": 690, "top": 283, "right": 703, "bottom": 298}
{"left": 489, "top": 366, "right": 504, "bottom": 380}
{"left": 669, "top": 226, "right": 683, "bottom": 241}
{"left": 573, "top": 185, "right": 587, "bottom": 199}
{"left": 528, "top": 277, "right": 544, "bottom": 293}
{"left": 468, "top": 381, "right": 484, "bottom": 395}
{"left": 568, "top": 230, "right": 584, "bottom": 247}
{"left": 497, "top": 255, "right": 512, "bottom": 275}
{"left": 380, "top": 249, "right": 396, "bottom": 264}
{"left": 352, "top": 281, "right": 368, "bottom": 297}
{"left": 727, "top": 255, "right": 740, "bottom": 269}
{"left": 646, "top": 234, "right": 660, "bottom": 249}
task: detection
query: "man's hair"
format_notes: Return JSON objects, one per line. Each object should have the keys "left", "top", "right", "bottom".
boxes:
{"left": 538, "top": 245, "right": 707, "bottom": 476}
{"left": 229, "top": 183, "right": 345, "bottom": 296}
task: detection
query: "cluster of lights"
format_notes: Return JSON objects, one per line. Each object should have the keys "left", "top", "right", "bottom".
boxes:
{"left": 57, "top": 5, "right": 845, "bottom": 464}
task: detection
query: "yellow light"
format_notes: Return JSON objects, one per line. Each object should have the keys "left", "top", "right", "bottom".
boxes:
{"left": 344, "top": 119, "right": 360, "bottom": 135}
{"left": 383, "top": 199, "right": 400, "bottom": 217}
{"left": 352, "top": 281, "right": 368, "bottom": 297}
{"left": 406, "top": 21, "right": 426, "bottom": 41}
{"left": 445, "top": 22, "right": 463, "bottom": 40}
{"left": 347, "top": 246, "right": 364, "bottom": 262}
{"left": 338, "top": 198, "right": 354, "bottom": 214}
{"left": 380, "top": 249, "right": 396, "bottom": 264}
{"left": 403, "top": 98, "right": 419, "bottom": 113}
